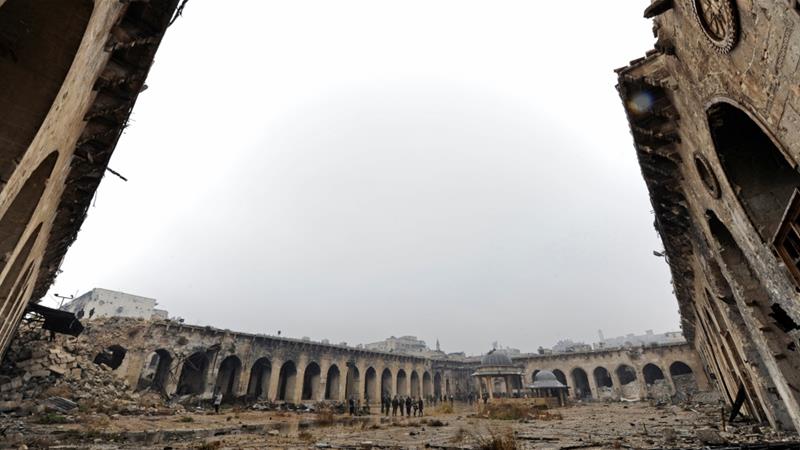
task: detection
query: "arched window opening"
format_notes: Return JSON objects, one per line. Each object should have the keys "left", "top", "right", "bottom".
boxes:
{"left": 138, "top": 349, "right": 172, "bottom": 392}
{"left": 571, "top": 368, "right": 592, "bottom": 399}
{"left": 616, "top": 365, "right": 637, "bottom": 385}
{"left": 176, "top": 352, "right": 209, "bottom": 395}
{"left": 593, "top": 367, "right": 613, "bottom": 388}
{"left": 247, "top": 358, "right": 271, "bottom": 400}
{"left": 422, "top": 371, "right": 432, "bottom": 397}
{"left": 324, "top": 364, "right": 341, "bottom": 400}
{"left": 410, "top": 371, "right": 420, "bottom": 397}
{"left": 277, "top": 361, "right": 297, "bottom": 401}
{"left": 552, "top": 369, "right": 568, "bottom": 387}
{"left": 670, "top": 361, "right": 698, "bottom": 396}
{"left": 707, "top": 102, "right": 800, "bottom": 241}
{"left": 433, "top": 372, "right": 442, "bottom": 398}
{"left": 396, "top": 369, "right": 408, "bottom": 396}
{"left": 0, "top": 0, "right": 92, "bottom": 187}
{"left": 642, "top": 363, "right": 666, "bottom": 385}
{"left": 214, "top": 355, "right": 242, "bottom": 399}
{"left": 93, "top": 345, "right": 127, "bottom": 370}
{"left": 343, "top": 364, "right": 359, "bottom": 400}
{"left": 381, "top": 368, "right": 393, "bottom": 397}
{"left": 364, "top": 367, "right": 377, "bottom": 402}
{"left": 531, "top": 369, "right": 541, "bottom": 382}
{"left": 301, "top": 362, "right": 321, "bottom": 401}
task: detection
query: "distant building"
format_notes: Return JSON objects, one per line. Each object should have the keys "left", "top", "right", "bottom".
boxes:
{"left": 593, "top": 330, "right": 685, "bottom": 349}
{"left": 551, "top": 339, "right": 592, "bottom": 353}
{"left": 61, "top": 288, "right": 168, "bottom": 321}
{"left": 365, "top": 335, "right": 429, "bottom": 354}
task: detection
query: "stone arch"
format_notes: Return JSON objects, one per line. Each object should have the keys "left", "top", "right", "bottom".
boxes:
{"left": 215, "top": 355, "right": 242, "bottom": 399}
{"left": 706, "top": 210, "right": 800, "bottom": 415}
{"left": 277, "top": 360, "right": 297, "bottom": 401}
{"left": 247, "top": 357, "right": 272, "bottom": 399}
{"left": 396, "top": 369, "right": 408, "bottom": 396}
{"left": 433, "top": 372, "right": 442, "bottom": 397}
{"left": 364, "top": 366, "right": 378, "bottom": 402}
{"left": 138, "top": 349, "right": 172, "bottom": 393}
{"left": 422, "top": 371, "right": 432, "bottom": 397}
{"left": 302, "top": 361, "right": 321, "bottom": 400}
{"left": 325, "top": 364, "right": 341, "bottom": 400}
{"left": 93, "top": 344, "right": 126, "bottom": 370}
{"left": 381, "top": 368, "right": 393, "bottom": 396}
{"left": 571, "top": 368, "right": 592, "bottom": 399}
{"left": 706, "top": 101, "right": 800, "bottom": 241}
{"left": 410, "top": 370, "right": 420, "bottom": 397}
{"left": 552, "top": 369, "right": 567, "bottom": 387}
{"left": 177, "top": 352, "right": 209, "bottom": 395}
{"left": 345, "top": 364, "right": 360, "bottom": 400}
{"left": 0, "top": 0, "right": 92, "bottom": 187}
{"left": 531, "top": 369, "right": 541, "bottom": 382}
{"left": 642, "top": 363, "right": 665, "bottom": 385}
{"left": 616, "top": 364, "right": 637, "bottom": 385}
{"left": 669, "top": 361, "right": 698, "bottom": 395}
{"left": 593, "top": 366, "right": 613, "bottom": 388}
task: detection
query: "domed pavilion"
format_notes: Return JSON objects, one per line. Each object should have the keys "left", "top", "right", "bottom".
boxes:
{"left": 527, "top": 370, "right": 569, "bottom": 407}
{"left": 471, "top": 350, "right": 524, "bottom": 400}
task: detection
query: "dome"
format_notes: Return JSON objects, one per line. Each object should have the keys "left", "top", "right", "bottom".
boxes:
{"left": 480, "top": 351, "right": 513, "bottom": 367}
{"left": 534, "top": 370, "right": 557, "bottom": 382}
{"left": 531, "top": 370, "right": 567, "bottom": 389}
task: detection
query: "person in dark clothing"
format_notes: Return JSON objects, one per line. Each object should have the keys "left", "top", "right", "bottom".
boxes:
{"left": 399, "top": 396, "right": 404, "bottom": 417}
{"left": 380, "top": 395, "right": 386, "bottom": 415}
{"left": 405, "top": 396, "right": 412, "bottom": 416}
{"left": 385, "top": 395, "right": 390, "bottom": 416}
{"left": 449, "top": 394, "right": 454, "bottom": 406}
{"left": 418, "top": 397, "right": 424, "bottom": 416}
{"left": 391, "top": 396, "right": 399, "bottom": 416}
{"left": 348, "top": 397, "right": 356, "bottom": 416}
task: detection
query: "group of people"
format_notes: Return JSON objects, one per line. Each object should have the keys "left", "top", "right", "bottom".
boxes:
{"left": 381, "top": 395, "right": 424, "bottom": 417}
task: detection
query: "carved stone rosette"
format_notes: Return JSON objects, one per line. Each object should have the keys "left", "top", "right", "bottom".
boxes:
{"left": 691, "top": 0, "right": 739, "bottom": 54}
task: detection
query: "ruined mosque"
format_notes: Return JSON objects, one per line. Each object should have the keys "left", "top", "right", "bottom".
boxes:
{"left": 0, "top": 0, "right": 799, "bottom": 444}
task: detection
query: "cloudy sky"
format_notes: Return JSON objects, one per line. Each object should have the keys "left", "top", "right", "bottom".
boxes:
{"left": 44, "top": 1, "right": 680, "bottom": 355}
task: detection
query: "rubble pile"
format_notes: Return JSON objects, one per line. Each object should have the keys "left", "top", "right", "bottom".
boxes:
{"left": 0, "top": 322, "right": 172, "bottom": 417}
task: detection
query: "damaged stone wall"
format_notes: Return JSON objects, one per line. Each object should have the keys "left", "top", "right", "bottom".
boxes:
{"left": 618, "top": 0, "right": 800, "bottom": 433}
{"left": 0, "top": 0, "right": 180, "bottom": 358}
{"left": 515, "top": 343, "right": 708, "bottom": 401}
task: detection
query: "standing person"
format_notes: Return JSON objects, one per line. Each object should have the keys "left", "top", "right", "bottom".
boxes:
{"left": 405, "top": 396, "right": 412, "bottom": 416}
{"left": 449, "top": 394, "right": 454, "bottom": 406}
{"left": 348, "top": 397, "right": 356, "bottom": 416}
{"left": 418, "top": 397, "right": 424, "bottom": 416}
{"left": 391, "top": 395, "right": 399, "bottom": 416}
{"left": 380, "top": 395, "right": 386, "bottom": 415}
{"left": 411, "top": 397, "right": 418, "bottom": 417}
{"left": 212, "top": 390, "right": 223, "bottom": 414}
{"left": 385, "top": 395, "right": 390, "bottom": 416}
{"left": 399, "top": 396, "right": 404, "bottom": 417}
{"left": 364, "top": 395, "right": 369, "bottom": 414}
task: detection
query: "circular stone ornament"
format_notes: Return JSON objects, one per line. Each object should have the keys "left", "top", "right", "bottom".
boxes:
{"left": 692, "top": 0, "right": 739, "bottom": 54}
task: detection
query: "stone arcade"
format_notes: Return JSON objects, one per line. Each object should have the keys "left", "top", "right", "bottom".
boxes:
{"left": 618, "top": 0, "right": 800, "bottom": 433}
{"left": 76, "top": 317, "right": 706, "bottom": 407}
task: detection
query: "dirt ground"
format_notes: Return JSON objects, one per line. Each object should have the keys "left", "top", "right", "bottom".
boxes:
{"left": 2, "top": 400, "right": 797, "bottom": 449}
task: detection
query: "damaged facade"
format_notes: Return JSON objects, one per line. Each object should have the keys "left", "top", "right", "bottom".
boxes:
{"left": 0, "top": 0, "right": 180, "bottom": 357}
{"left": 2, "top": 315, "right": 706, "bottom": 411}
{"left": 618, "top": 0, "right": 800, "bottom": 433}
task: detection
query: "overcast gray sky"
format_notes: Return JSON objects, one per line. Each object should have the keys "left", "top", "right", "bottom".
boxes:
{"left": 44, "top": 1, "right": 679, "bottom": 355}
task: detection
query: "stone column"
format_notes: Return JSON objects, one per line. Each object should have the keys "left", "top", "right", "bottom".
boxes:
{"left": 609, "top": 368, "right": 622, "bottom": 399}
{"left": 267, "top": 357, "right": 283, "bottom": 401}
{"left": 338, "top": 361, "right": 349, "bottom": 401}
{"left": 319, "top": 361, "right": 330, "bottom": 401}
{"left": 292, "top": 357, "right": 308, "bottom": 403}
{"left": 586, "top": 370, "right": 600, "bottom": 400}
{"left": 487, "top": 377, "right": 494, "bottom": 399}
{"left": 357, "top": 363, "right": 367, "bottom": 403}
